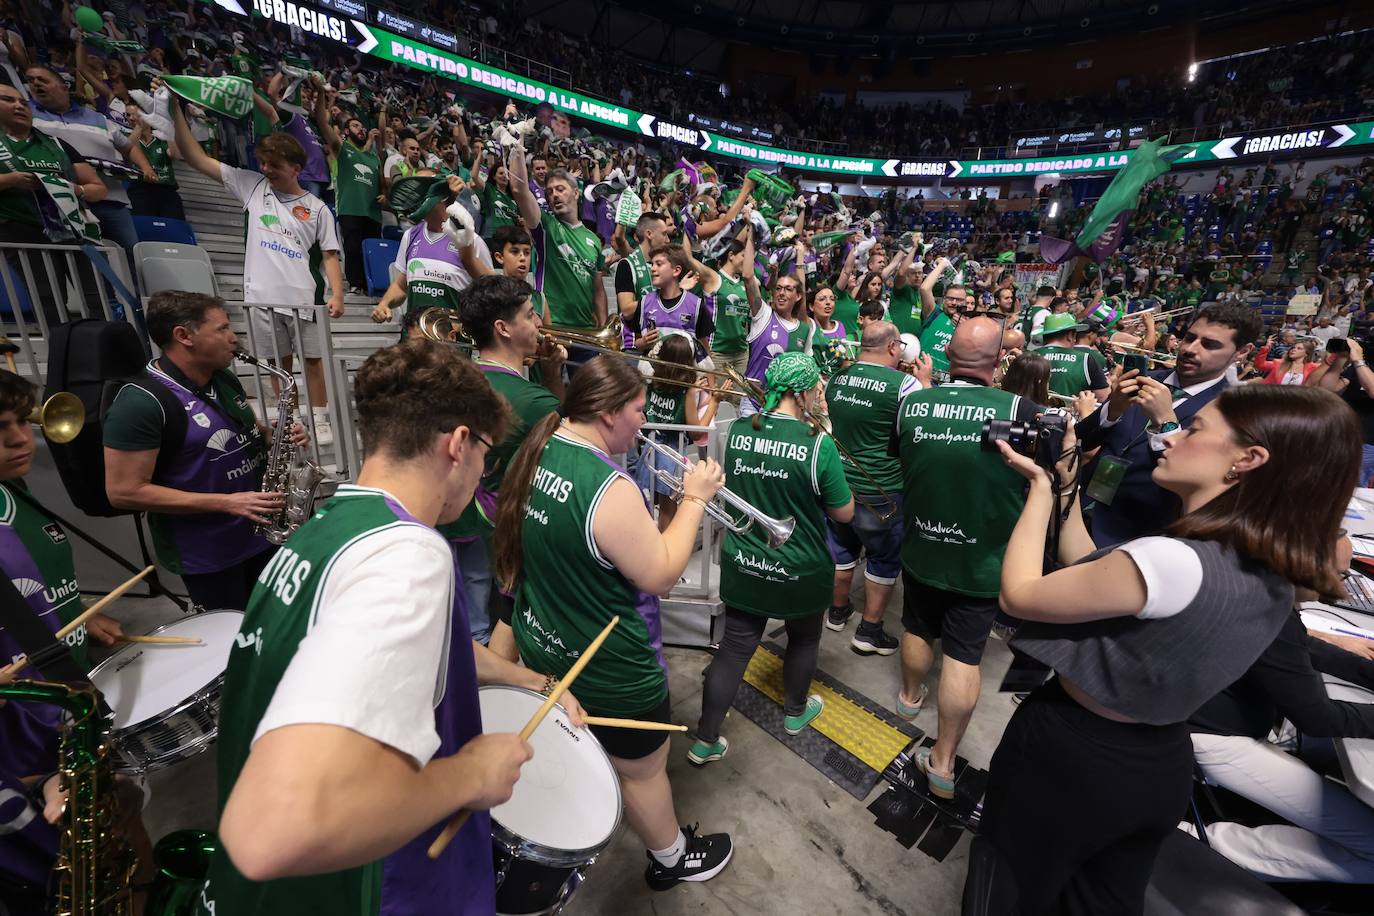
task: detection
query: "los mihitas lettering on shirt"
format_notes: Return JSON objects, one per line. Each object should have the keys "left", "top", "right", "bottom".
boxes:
{"left": 825, "top": 361, "right": 920, "bottom": 497}
{"left": 720, "top": 414, "right": 851, "bottom": 619}
{"left": 220, "top": 164, "right": 340, "bottom": 311}
{"left": 894, "top": 383, "right": 1037, "bottom": 597}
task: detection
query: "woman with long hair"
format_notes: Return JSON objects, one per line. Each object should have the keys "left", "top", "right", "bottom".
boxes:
{"left": 744, "top": 253, "right": 813, "bottom": 406}
{"left": 998, "top": 352, "right": 1052, "bottom": 407}
{"left": 972, "top": 385, "right": 1361, "bottom": 914}
{"left": 689, "top": 353, "right": 855, "bottom": 764}
{"left": 637, "top": 334, "right": 725, "bottom": 530}
{"left": 1254, "top": 335, "right": 1319, "bottom": 385}
{"left": 494, "top": 355, "right": 735, "bottom": 890}
{"left": 473, "top": 156, "right": 517, "bottom": 234}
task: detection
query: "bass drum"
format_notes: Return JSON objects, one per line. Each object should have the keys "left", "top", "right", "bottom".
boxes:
{"left": 479, "top": 686, "right": 622, "bottom": 915}
{"left": 88, "top": 610, "right": 242, "bottom": 773}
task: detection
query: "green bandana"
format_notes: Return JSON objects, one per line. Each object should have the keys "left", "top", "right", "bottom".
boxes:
{"left": 162, "top": 75, "right": 254, "bottom": 120}
{"left": 763, "top": 351, "right": 821, "bottom": 412}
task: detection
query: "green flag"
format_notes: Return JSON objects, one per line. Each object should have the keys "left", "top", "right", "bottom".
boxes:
{"left": 162, "top": 75, "right": 254, "bottom": 120}
{"left": 1076, "top": 136, "right": 1171, "bottom": 250}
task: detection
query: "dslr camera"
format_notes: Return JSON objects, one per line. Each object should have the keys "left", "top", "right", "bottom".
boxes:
{"left": 980, "top": 409, "right": 1070, "bottom": 470}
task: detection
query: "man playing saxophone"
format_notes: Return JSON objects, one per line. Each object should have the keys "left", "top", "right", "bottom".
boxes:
{"left": 104, "top": 291, "right": 308, "bottom": 611}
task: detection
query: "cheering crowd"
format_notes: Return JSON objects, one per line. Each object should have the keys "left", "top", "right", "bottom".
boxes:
{"left": 5, "top": 1, "right": 1374, "bottom": 915}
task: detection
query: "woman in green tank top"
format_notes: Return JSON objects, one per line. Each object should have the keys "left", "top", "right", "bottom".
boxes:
{"left": 494, "top": 355, "right": 736, "bottom": 889}
{"left": 690, "top": 353, "right": 854, "bottom": 765}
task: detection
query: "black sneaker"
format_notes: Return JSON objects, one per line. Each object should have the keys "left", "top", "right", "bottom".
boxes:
{"left": 644, "top": 824, "right": 734, "bottom": 890}
{"left": 851, "top": 622, "right": 898, "bottom": 656}
{"left": 825, "top": 605, "right": 854, "bottom": 631}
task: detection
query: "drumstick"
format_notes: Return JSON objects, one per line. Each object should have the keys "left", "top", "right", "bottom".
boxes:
{"left": 427, "top": 615, "right": 621, "bottom": 860}
{"left": 581, "top": 716, "right": 686, "bottom": 732}
{"left": 118, "top": 635, "right": 204, "bottom": 646}
{"left": 2, "top": 566, "right": 155, "bottom": 678}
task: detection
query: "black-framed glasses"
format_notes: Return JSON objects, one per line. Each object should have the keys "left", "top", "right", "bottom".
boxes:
{"left": 473, "top": 431, "right": 494, "bottom": 451}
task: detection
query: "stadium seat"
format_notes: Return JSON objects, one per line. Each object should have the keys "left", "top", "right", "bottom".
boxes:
{"left": 132, "top": 216, "right": 197, "bottom": 245}
{"left": 381, "top": 225, "right": 404, "bottom": 242}
{"left": 0, "top": 262, "right": 34, "bottom": 320}
{"left": 363, "top": 239, "right": 399, "bottom": 296}
{"left": 133, "top": 242, "right": 217, "bottom": 297}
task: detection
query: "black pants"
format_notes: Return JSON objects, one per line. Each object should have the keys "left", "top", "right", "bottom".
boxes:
{"left": 181, "top": 547, "right": 276, "bottom": 612}
{"left": 338, "top": 215, "right": 380, "bottom": 290}
{"left": 127, "top": 182, "right": 186, "bottom": 220}
{"left": 975, "top": 678, "right": 1194, "bottom": 916}
{"left": 695, "top": 605, "right": 824, "bottom": 742}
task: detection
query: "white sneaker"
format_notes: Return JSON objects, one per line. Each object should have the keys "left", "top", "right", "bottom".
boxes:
{"left": 311, "top": 410, "right": 334, "bottom": 447}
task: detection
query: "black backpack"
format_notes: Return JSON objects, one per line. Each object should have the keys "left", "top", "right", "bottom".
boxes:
{"left": 43, "top": 319, "right": 184, "bottom": 517}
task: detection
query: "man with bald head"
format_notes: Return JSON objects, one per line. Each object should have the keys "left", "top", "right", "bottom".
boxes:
{"left": 890, "top": 316, "right": 1039, "bottom": 798}
{"left": 823, "top": 321, "right": 926, "bottom": 656}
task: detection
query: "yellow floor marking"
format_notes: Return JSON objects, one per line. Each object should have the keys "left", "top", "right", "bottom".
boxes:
{"left": 742, "top": 646, "right": 912, "bottom": 772}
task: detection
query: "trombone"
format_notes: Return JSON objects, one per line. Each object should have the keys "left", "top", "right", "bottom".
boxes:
{"left": 416, "top": 307, "right": 470, "bottom": 343}
{"left": 540, "top": 316, "right": 755, "bottom": 389}
{"left": 716, "top": 365, "right": 902, "bottom": 522}
{"left": 1108, "top": 342, "right": 1177, "bottom": 367}
{"left": 636, "top": 433, "right": 796, "bottom": 548}
{"left": 28, "top": 392, "right": 84, "bottom": 444}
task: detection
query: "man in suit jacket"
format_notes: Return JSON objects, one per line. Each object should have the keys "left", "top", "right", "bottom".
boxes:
{"left": 1077, "top": 303, "right": 1261, "bottom": 547}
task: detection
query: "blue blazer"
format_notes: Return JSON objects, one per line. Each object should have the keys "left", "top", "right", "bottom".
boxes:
{"left": 1077, "top": 371, "right": 1230, "bottom": 547}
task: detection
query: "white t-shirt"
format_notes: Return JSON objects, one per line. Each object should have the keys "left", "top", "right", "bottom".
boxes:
{"left": 253, "top": 487, "right": 453, "bottom": 766}
{"left": 221, "top": 163, "right": 341, "bottom": 309}
{"left": 1116, "top": 536, "right": 1204, "bottom": 620}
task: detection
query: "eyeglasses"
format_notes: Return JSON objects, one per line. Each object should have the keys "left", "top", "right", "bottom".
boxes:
{"left": 472, "top": 431, "right": 494, "bottom": 451}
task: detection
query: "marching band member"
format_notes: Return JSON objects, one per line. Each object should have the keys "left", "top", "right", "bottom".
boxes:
{"left": 690, "top": 352, "right": 854, "bottom": 764}
{"left": 448, "top": 275, "right": 565, "bottom": 657}
{"left": 822, "top": 322, "right": 923, "bottom": 655}
{"left": 496, "top": 355, "right": 735, "bottom": 891}
{"left": 104, "top": 291, "right": 306, "bottom": 610}
{"left": 199, "top": 341, "right": 532, "bottom": 916}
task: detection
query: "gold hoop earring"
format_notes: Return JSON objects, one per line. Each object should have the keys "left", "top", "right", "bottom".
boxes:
{"left": 1224, "top": 465, "right": 1239, "bottom": 482}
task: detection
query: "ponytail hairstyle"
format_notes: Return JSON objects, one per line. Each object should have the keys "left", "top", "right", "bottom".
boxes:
{"left": 1170, "top": 385, "right": 1360, "bottom": 596}
{"left": 649, "top": 333, "right": 697, "bottom": 395}
{"left": 493, "top": 355, "right": 645, "bottom": 591}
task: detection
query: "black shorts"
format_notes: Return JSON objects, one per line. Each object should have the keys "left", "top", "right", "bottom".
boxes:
{"left": 900, "top": 571, "right": 1000, "bottom": 666}
{"left": 588, "top": 694, "right": 672, "bottom": 760}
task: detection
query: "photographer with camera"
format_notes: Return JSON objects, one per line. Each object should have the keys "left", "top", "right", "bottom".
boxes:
{"left": 890, "top": 316, "right": 1039, "bottom": 798}
{"left": 1307, "top": 334, "right": 1374, "bottom": 485}
{"left": 1077, "top": 303, "right": 1260, "bottom": 547}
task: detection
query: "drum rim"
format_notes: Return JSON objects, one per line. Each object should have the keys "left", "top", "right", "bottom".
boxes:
{"left": 88, "top": 608, "right": 242, "bottom": 727}
{"left": 479, "top": 684, "right": 624, "bottom": 863}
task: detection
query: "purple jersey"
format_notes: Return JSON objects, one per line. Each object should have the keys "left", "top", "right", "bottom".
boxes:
{"left": 641, "top": 290, "right": 703, "bottom": 338}
{"left": 279, "top": 111, "right": 329, "bottom": 184}
{"left": 818, "top": 320, "right": 848, "bottom": 342}
{"left": 380, "top": 529, "right": 493, "bottom": 916}
{"left": 746, "top": 309, "right": 790, "bottom": 383}
{"left": 0, "top": 766, "right": 59, "bottom": 888}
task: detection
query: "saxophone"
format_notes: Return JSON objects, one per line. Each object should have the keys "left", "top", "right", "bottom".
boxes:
{"left": 0, "top": 679, "right": 216, "bottom": 916}
{"left": 235, "top": 349, "right": 327, "bottom": 545}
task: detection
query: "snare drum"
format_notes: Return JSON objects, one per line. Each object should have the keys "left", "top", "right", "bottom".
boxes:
{"left": 88, "top": 610, "right": 242, "bottom": 773}
{"left": 479, "top": 686, "right": 622, "bottom": 916}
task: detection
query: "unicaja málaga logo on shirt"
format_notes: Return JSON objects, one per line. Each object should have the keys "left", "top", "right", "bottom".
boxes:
{"left": 259, "top": 239, "right": 303, "bottom": 260}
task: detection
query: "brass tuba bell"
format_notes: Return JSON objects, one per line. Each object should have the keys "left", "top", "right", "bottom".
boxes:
{"left": 28, "top": 391, "right": 85, "bottom": 444}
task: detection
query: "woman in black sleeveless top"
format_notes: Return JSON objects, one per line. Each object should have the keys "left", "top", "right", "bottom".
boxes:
{"left": 972, "top": 386, "right": 1360, "bottom": 915}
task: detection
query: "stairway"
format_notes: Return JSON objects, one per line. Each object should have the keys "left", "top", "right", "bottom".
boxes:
{"left": 174, "top": 163, "right": 398, "bottom": 364}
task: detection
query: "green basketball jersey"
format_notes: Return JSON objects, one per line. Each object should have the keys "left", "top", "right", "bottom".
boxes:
{"left": 0, "top": 482, "right": 87, "bottom": 669}
{"left": 825, "top": 361, "right": 916, "bottom": 496}
{"left": 443, "top": 363, "right": 561, "bottom": 539}
{"left": 710, "top": 270, "right": 750, "bottom": 354}
{"left": 785, "top": 316, "right": 814, "bottom": 353}
{"left": 0, "top": 129, "right": 78, "bottom": 228}
{"left": 833, "top": 291, "right": 862, "bottom": 340}
{"left": 719, "top": 414, "right": 851, "bottom": 618}
{"left": 1039, "top": 345, "right": 1094, "bottom": 397}
{"left": 918, "top": 309, "right": 956, "bottom": 373}
{"left": 894, "top": 383, "right": 1033, "bottom": 597}
{"left": 645, "top": 383, "right": 687, "bottom": 426}
{"left": 480, "top": 181, "right": 518, "bottom": 232}
{"left": 336, "top": 141, "right": 382, "bottom": 221}
{"left": 200, "top": 485, "right": 442, "bottom": 916}
{"left": 139, "top": 137, "right": 177, "bottom": 187}
{"left": 512, "top": 435, "right": 666, "bottom": 716}
{"left": 536, "top": 211, "right": 605, "bottom": 330}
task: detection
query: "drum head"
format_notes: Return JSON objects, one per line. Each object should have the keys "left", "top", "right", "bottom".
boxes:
{"left": 479, "top": 686, "right": 621, "bottom": 857}
{"left": 89, "top": 610, "right": 243, "bottom": 729}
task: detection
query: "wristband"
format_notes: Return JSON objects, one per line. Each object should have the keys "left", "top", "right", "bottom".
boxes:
{"left": 1353, "top": 360, "right": 1367, "bottom": 369}
{"left": 539, "top": 673, "right": 557, "bottom": 696}
{"left": 681, "top": 495, "right": 710, "bottom": 511}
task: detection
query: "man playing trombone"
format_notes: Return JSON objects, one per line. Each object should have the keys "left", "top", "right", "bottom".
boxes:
{"left": 822, "top": 322, "right": 924, "bottom": 656}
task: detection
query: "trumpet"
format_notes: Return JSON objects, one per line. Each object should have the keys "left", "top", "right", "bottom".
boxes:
{"left": 1122, "top": 303, "right": 1197, "bottom": 325}
{"left": 28, "top": 391, "right": 85, "bottom": 444}
{"left": 1108, "top": 342, "right": 1177, "bottom": 367}
{"left": 636, "top": 433, "right": 796, "bottom": 548}
{"left": 717, "top": 365, "right": 901, "bottom": 522}
{"left": 541, "top": 316, "right": 755, "bottom": 389}
{"left": 416, "top": 307, "right": 470, "bottom": 343}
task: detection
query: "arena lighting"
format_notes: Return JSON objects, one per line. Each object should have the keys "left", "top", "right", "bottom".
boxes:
{"left": 1187, "top": 62, "right": 1198, "bottom": 82}
{"left": 1047, "top": 201, "right": 1060, "bottom": 219}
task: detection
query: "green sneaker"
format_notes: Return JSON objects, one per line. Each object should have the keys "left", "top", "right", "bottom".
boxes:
{"left": 784, "top": 694, "right": 824, "bottom": 736}
{"left": 687, "top": 736, "right": 729, "bottom": 765}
